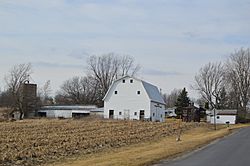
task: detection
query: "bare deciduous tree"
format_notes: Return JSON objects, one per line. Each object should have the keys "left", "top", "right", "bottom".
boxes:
{"left": 194, "top": 62, "right": 225, "bottom": 109}
{"left": 4, "top": 63, "right": 32, "bottom": 119}
{"left": 57, "top": 76, "right": 100, "bottom": 105}
{"left": 195, "top": 97, "right": 207, "bottom": 108}
{"left": 120, "top": 55, "right": 140, "bottom": 77}
{"left": 60, "top": 76, "right": 84, "bottom": 104}
{"left": 87, "top": 54, "right": 119, "bottom": 96}
{"left": 38, "top": 80, "right": 53, "bottom": 105}
{"left": 87, "top": 53, "right": 140, "bottom": 98}
{"left": 163, "top": 89, "right": 181, "bottom": 108}
{"left": 225, "top": 48, "right": 250, "bottom": 116}
{"left": 0, "top": 89, "right": 13, "bottom": 108}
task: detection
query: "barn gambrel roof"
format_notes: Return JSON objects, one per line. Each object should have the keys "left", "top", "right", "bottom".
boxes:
{"left": 141, "top": 80, "right": 165, "bottom": 104}
{"left": 103, "top": 76, "right": 166, "bottom": 105}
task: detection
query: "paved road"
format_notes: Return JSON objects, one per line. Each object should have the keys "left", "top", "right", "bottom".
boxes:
{"left": 154, "top": 127, "right": 250, "bottom": 166}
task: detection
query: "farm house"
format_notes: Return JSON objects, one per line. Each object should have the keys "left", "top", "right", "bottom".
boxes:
{"left": 207, "top": 109, "right": 237, "bottom": 124}
{"left": 103, "top": 76, "right": 166, "bottom": 122}
{"left": 37, "top": 105, "right": 103, "bottom": 118}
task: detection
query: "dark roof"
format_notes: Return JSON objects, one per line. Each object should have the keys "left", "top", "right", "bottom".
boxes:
{"left": 40, "top": 105, "right": 97, "bottom": 110}
{"left": 217, "top": 109, "right": 237, "bottom": 115}
{"left": 141, "top": 81, "right": 165, "bottom": 104}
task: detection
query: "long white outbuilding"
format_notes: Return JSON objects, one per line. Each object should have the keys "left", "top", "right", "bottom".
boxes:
{"left": 38, "top": 105, "right": 102, "bottom": 118}
{"left": 207, "top": 109, "right": 237, "bottom": 124}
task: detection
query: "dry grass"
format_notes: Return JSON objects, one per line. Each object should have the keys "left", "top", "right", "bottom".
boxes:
{"left": 0, "top": 118, "right": 207, "bottom": 166}
{"left": 0, "top": 107, "right": 10, "bottom": 121}
{"left": 49, "top": 124, "right": 250, "bottom": 166}
{"left": 0, "top": 107, "right": 10, "bottom": 112}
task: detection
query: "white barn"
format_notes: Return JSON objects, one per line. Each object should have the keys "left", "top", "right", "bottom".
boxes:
{"left": 103, "top": 76, "right": 166, "bottom": 122}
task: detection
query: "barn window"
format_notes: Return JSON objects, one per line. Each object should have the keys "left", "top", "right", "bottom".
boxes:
{"left": 217, "top": 116, "right": 220, "bottom": 119}
{"left": 134, "top": 112, "right": 137, "bottom": 116}
{"left": 153, "top": 113, "right": 155, "bottom": 117}
{"left": 119, "top": 112, "right": 122, "bottom": 115}
{"left": 115, "top": 91, "right": 118, "bottom": 94}
{"left": 122, "top": 79, "right": 125, "bottom": 83}
{"left": 161, "top": 114, "right": 163, "bottom": 118}
{"left": 130, "top": 79, "right": 133, "bottom": 83}
{"left": 137, "top": 91, "right": 141, "bottom": 95}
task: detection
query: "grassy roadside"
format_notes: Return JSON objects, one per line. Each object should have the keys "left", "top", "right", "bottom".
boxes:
{"left": 49, "top": 124, "right": 250, "bottom": 166}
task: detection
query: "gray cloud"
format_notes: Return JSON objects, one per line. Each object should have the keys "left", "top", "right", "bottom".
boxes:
{"left": 0, "top": 0, "right": 249, "bottom": 99}
{"left": 33, "top": 61, "right": 83, "bottom": 69}
{"left": 183, "top": 31, "right": 200, "bottom": 38}
{"left": 67, "top": 50, "right": 89, "bottom": 60}
{"left": 142, "top": 69, "right": 182, "bottom": 76}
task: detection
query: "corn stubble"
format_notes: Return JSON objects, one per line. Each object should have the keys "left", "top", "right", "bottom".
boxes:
{"left": 0, "top": 119, "right": 206, "bottom": 166}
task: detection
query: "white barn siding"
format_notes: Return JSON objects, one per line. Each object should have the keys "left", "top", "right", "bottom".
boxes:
{"left": 54, "top": 110, "right": 72, "bottom": 118}
{"left": 103, "top": 76, "right": 166, "bottom": 122}
{"left": 206, "top": 115, "right": 211, "bottom": 123}
{"left": 207, "top": 110, "right": 237, "bottom": 124}
{"left": 210, "top": 115, "right": 236, "bottom": 124}
{"left": 43, "top": 110, "right": 72, "bottom": 118}
{"left": 38, "top": 106, "right": 93, "bottom": 119}
{"left": 150, "top": 102, "right": 165, "bottom": 122}
{"left": 104, "top": 77, "right": 151, "bottom": 120}
{"left": 46, "top": 110, "right": 55, "bottom": 118}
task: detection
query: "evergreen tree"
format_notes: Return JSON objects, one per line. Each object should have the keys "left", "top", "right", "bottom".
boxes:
{"left": 175, "top": 88, "right": 190, "bottom": 118}
{"left": 176, "top": 88, "right": 190, "bottom": 107}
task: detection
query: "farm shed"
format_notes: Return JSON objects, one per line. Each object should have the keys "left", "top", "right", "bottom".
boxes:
{"left": 90, "top": 107, "right": 104, "bottom": 117}
{"left": 37, "top": 105, "right": 97, "bottom": 118}
{"left": 179, "top": 103, "right": 206, "bottom": 122}
{"left": 103, "top": 76, "right": 166, "bottom": 122}
{"left": 207, "top": 109, "right": 237, "bottom": 124}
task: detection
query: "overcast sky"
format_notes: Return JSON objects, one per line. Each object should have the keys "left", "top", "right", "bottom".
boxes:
{"left": 0, "top": 0, "right": 249, "bottom": 98}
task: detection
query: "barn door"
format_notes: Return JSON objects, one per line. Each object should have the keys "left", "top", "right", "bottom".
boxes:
{"left": 124, "top": 109, "right": 130, "bottom": 120}
{"left": 109, "top": 110, "right": 114, "bottom": 119}
{"left": 140, "top": 110, "right": 145, "bottom": 120}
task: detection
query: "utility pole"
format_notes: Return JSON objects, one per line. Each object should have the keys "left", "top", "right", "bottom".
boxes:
{"left": 213, "top": 108, "right": 217, "bottom": 130}
{"left": 176, "top": 118, "right": 181, "bottom": 142}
